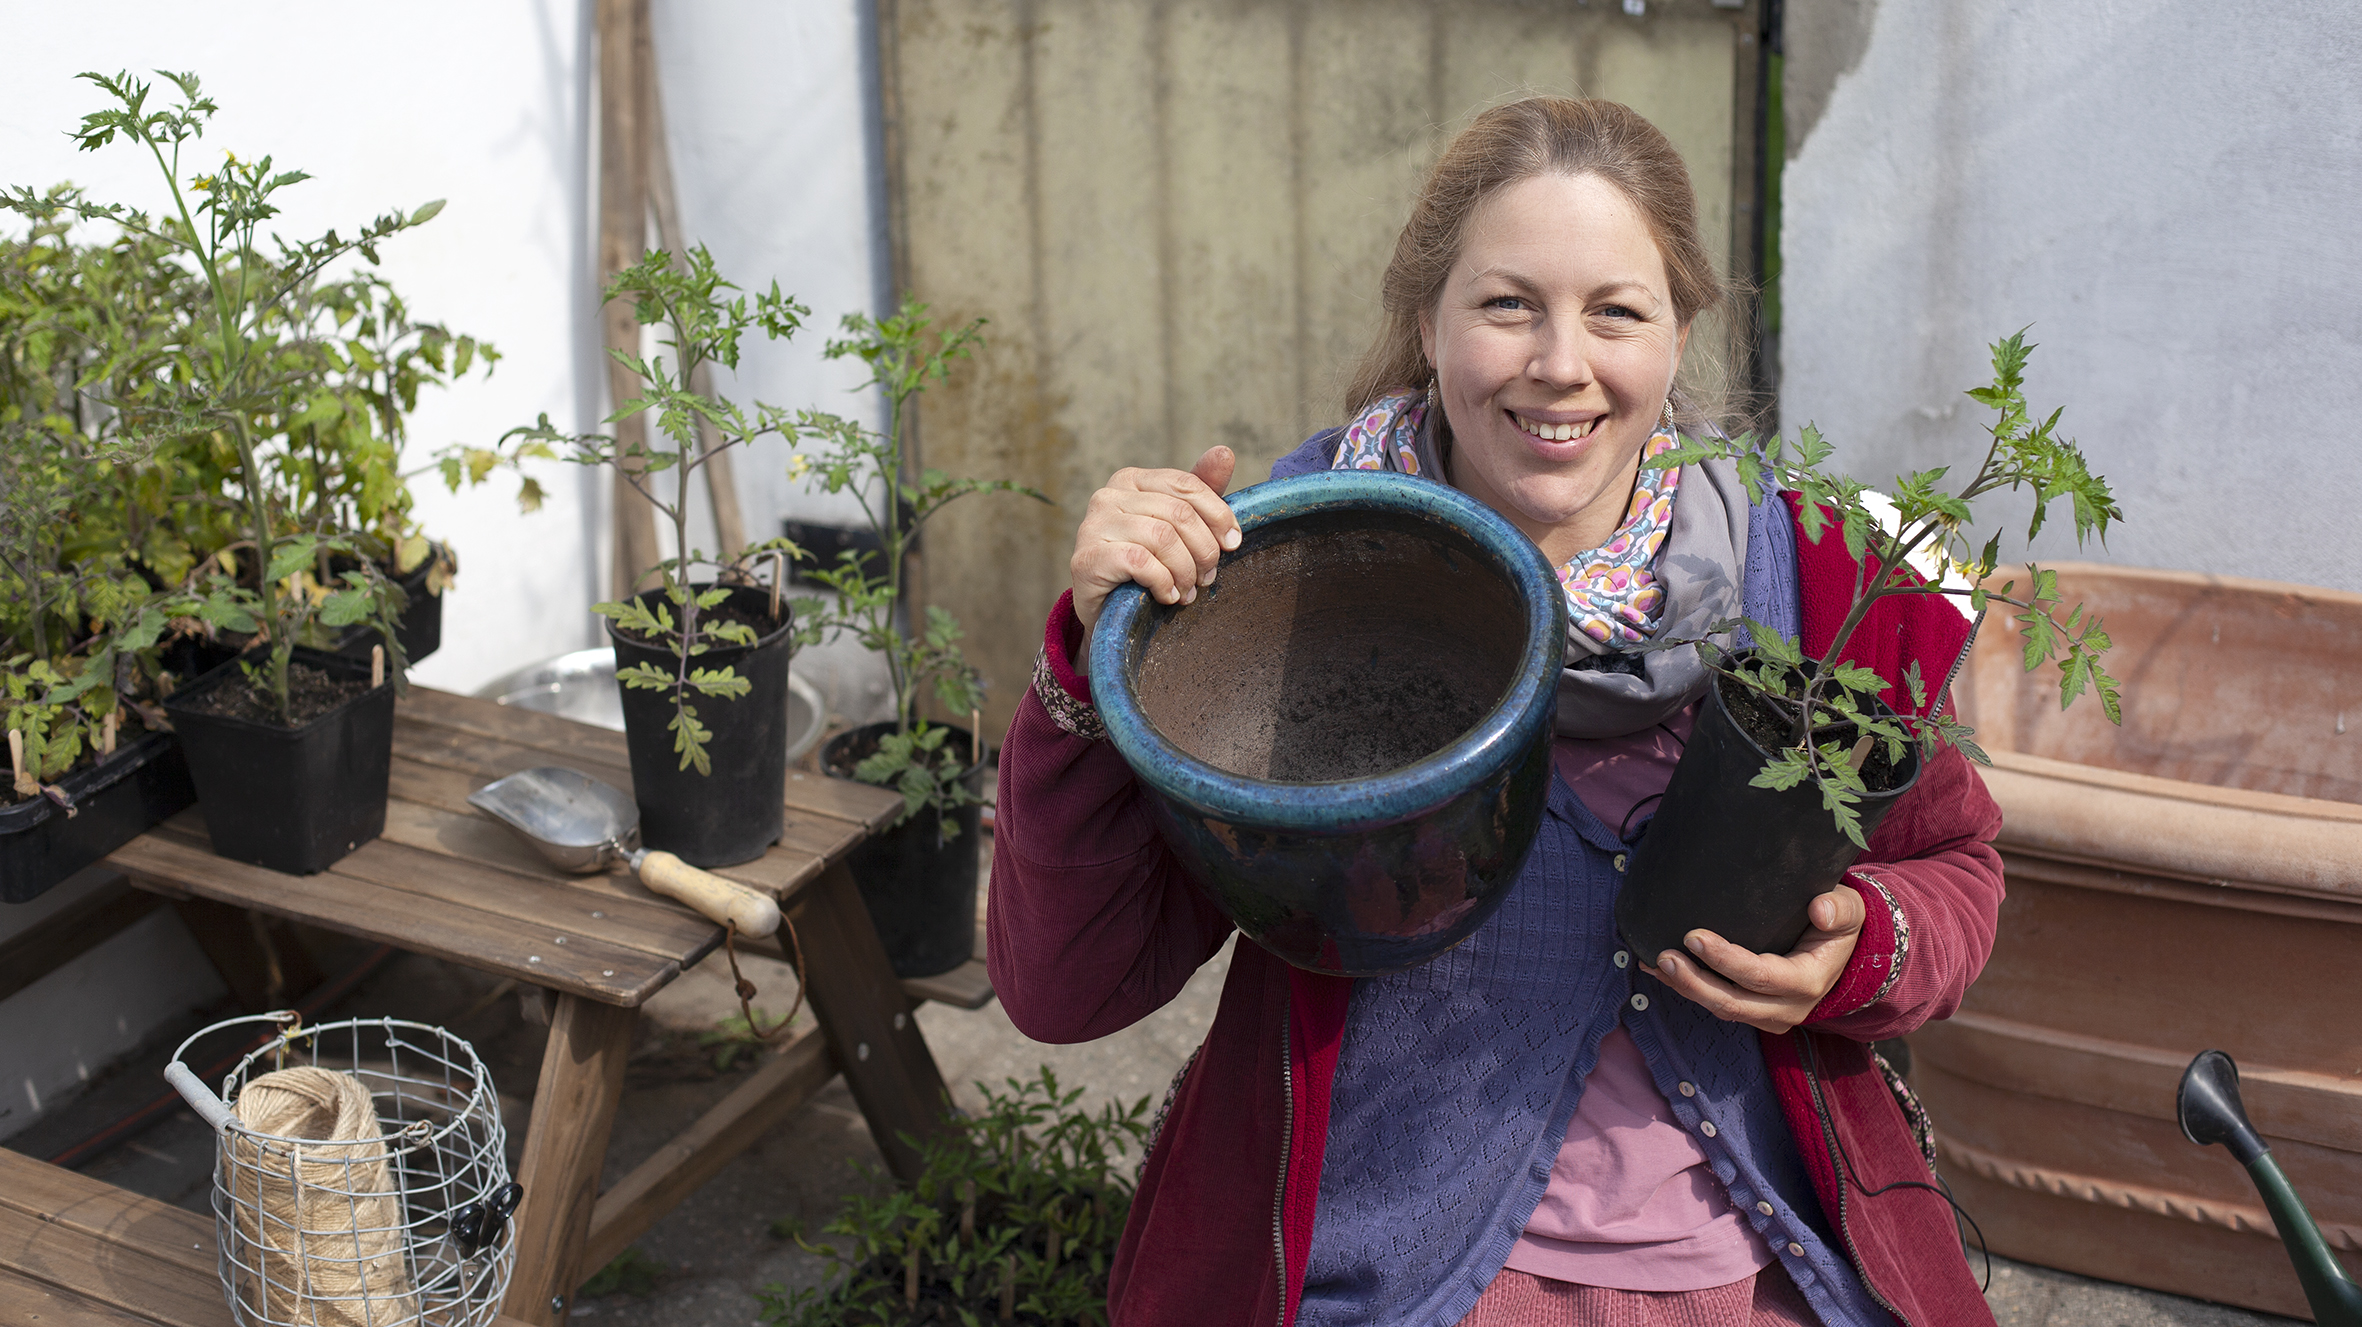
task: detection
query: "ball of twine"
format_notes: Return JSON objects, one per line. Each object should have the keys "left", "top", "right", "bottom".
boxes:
{"left": 224, "top": 1065, "right": 421, "bottom": 1326}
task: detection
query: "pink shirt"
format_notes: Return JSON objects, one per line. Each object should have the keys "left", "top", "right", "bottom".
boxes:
{"left": 1498, "top": 712, "right": 1775, "bottom": 1291}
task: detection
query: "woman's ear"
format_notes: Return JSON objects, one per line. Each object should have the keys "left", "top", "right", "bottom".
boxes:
{"left": 1419, "top": 311, "right": 1438, "bottom": 375}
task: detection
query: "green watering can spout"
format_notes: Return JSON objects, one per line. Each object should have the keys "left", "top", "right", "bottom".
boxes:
{"left": 2178, "top": 1050, "right": 2362, "bottom": 1326}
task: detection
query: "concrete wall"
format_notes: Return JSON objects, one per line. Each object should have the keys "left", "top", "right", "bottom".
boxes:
{"left": 1780, "top": 0, "right": 2362, "bottom": 593}
{"left": 887, "top": 0, "right": 1767, "bottom": 739}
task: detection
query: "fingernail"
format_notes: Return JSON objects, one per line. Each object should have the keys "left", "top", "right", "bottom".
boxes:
{"left": 1659, "top": 953, "right": 1681, "bottom": 973}
{"left": 1182, "top": 586, "right": 1196, "bottom": 604}
{"left": 1222, "top": 530, "right": 1242, "bottom": 550}
{"left": 1685, "top": 934, "right": 1706, "bottom": 955}
{"left": 1200, "top": 567, "right": 1216, "bottom": 587}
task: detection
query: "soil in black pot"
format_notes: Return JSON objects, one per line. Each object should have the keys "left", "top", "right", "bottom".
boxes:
{"left": 175, "top": 660, "right": 373, "bottom": 728}
{"left": 1719, "top": 676, "right": 1910, "bottom": 793}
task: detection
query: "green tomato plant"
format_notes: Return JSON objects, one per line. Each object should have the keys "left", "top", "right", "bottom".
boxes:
{"left": 759, "top": 1066, "right": 1150, "bottom": 1327}
{"left": 1, "top": 215, "right": 195, "bottom": 795}
{"left": 498, "top": 246, "right": 804, "bottom": 774}
{"left": 1660, "top": 330, "right": 2124, "bottom": 847}
{"left": 2, "top": 71, "right": 489, "bottom": 724}
{"left": 793, "top": 301, "right": 1049, "bottom": 835}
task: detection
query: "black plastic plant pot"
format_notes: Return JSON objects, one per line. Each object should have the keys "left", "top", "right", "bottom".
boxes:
{"left": 1615, "top": 666, "right": 1923, "bottom": 966}
{"left": 823, "top": 721, "right": 987, "bottom": 979}
{"left": 0, "top": 729, "right": 198, "bottom": 904}
{"left": 606, "top": 585, "right": 793, "bottom": 868}
{"left": 161, "top": 646, "right": 397, "bottom": 875}
{"left": 336, "top": 551, "right": 443, "bottom": 665}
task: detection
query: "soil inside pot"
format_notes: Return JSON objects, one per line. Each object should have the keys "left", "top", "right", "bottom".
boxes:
{"left": 822, "top": 723, "right": 977, "bottom": 782}
{"left": 611, "top": 599, "right": 783, "bottom": 648}
{"left": 178, "top": 660, "right": 373, "bottom": 728}
{"left": 1720, "top": 674, "right": 1909, "bottom": 794}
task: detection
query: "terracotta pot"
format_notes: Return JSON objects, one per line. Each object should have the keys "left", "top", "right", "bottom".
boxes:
{"left": 1917, "top": 562, "right": 2362, "bottom": 1319}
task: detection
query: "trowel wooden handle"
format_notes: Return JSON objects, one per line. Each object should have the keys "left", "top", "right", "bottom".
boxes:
{"left": 637, "top": 851, "right": 781, "bottom": 938}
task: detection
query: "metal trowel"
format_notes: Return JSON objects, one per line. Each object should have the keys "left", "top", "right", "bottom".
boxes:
{"left": 468, "top": 766, "right": 780, "bottom": 937}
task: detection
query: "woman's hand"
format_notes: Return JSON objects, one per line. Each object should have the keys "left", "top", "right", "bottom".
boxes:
{"left": 1070, "top": 446, "right": 1242, "bottom": 631}
{"left": 1642, "top": 883, "right": 1866, "bottom": 1035}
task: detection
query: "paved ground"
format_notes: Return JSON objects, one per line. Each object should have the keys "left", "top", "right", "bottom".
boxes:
{"left": 16, "top": 832, "right": 2302, "bottom": 1326}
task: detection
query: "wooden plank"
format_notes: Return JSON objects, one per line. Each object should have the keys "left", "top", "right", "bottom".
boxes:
{"left": 901, "top": 957, "right": 995, "bottom": 1011}
{"left": 0, "top": 1270, "right": 196, "bottom": 1327}
{"left": 790, "top": 863, "right": 956, "bottom": 1183}
{"left": 580, "top": 1024, "right": 837, "bottom": 1271}
{"left": 113, "top": 826, "right": 671, "bottom": 1007}
{"left": 0, "top": 1150, "right": 218, "bottom": 1278}
{"left": 0, "top": 872, "right": 160, "bottom": 1004}
{"left": 503, "top": 995, "right": 637, "bottom": 1325}
{"left": 781, "top": 768, "right": 904, "bottom": 836}
{"left": 339, "top": 812, "right": 720, "bottom": 964}
{"left": 390, "top": 718, "right": 638, "bottom": 793}
{"left": 0, "top": 1202, "right": 227, "bottom": 1327}
{"left": 397, "top": 688, "right": 632, "bottom": 767}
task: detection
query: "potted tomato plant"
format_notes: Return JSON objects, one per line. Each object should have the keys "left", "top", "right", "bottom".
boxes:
{"left": 1616, "top": 331, "right": 2126, "bottom": 963}
{"left": 794, "top": 303, "right": 1048, "bottom": 977}
{"left": 498, "top": 246, "right": 803, "bottom": 866}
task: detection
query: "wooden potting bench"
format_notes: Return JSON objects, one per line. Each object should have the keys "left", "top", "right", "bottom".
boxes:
{"left": 17, "top": 687, "right": 987, "bottom": 1326}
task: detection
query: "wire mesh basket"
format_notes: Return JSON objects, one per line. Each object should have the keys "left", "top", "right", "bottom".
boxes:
{"left": 166, "top": 1013, "right": 523, "bottom": 1327}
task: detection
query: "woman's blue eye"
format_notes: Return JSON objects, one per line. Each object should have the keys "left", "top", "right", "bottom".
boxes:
{"left": 1488, "top": 296, "right": 1527, "bottom": 311}
{"left": 1598, "top": 304, "right": 1636, "bottom": 320}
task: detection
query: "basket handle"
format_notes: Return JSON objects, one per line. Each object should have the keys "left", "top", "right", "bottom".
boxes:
{"left": 165, "top": 1061, "right": 237, "bottom": 1134}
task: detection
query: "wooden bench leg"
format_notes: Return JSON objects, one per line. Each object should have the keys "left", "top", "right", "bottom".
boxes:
{"left": 501, "top": 994, "right": 637, "bottom": 1325}
{"left": 792, "top": 861, "right": 957, "bottom": 1183}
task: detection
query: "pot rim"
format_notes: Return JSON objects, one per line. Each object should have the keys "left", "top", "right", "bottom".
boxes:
{"left": 1707, "top": 655, "right": 1925, "bottom": 804}
{"left": 160, "top": 644, "right": 392, "bottom": 739}
{"left": 821, "top": 718, "right": 992, "bottom": 785}
{"left": 1089, "top": 469, "right": 1565, "bottom": 830}
{"left": 0, "top": 726, "right": 179, "bottom": 831}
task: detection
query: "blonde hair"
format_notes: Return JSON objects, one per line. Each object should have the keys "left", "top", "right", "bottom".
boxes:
{"left": 1343, "top": 97, "right": 1735, "bottom": 430}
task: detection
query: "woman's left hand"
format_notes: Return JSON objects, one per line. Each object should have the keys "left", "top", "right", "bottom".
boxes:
{"left": 1642, "top": 884, "right": 1865, "bottom": 1034}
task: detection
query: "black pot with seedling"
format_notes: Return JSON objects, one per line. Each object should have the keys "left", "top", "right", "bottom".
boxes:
{"left": 497, "top": 246, "right": 811, "bottom": 867}
{"left": 791, "top": 303, "right": 1048, "bottom": 978}
{"left": 1618, "top": 332, "right": 2127, "bottom": 966}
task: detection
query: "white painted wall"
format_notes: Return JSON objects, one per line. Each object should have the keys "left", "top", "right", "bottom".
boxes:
{"left": 0, "top": 0, "right": 886, "bottom": 1134}
{"left": 1781, "top": 0, "right": 2362, "bottom": 593}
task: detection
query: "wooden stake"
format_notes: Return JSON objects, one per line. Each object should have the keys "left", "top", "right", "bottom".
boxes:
{"left": 770, "top": 550, "right": 785, "bottom": 623}
{"left": 371, "top": 644, "right": 386, "bottom": 690}
{"left": 904, "top": 1235, "right": 920, "bottom": 1307}
{"left": 1846, "top": 732, "right": 1875, "bottom": 771}
{"left": 8, "top": 729, "right": 33, "bottom": 797}
{"left": 998, "top": 1255, "right": 1015, "bottom": 1323}
{"left": 100, "top": 711, "right": 118, "bottom": 757}
{"left": 970, "top": 709, "right": 982, "bottom": 766}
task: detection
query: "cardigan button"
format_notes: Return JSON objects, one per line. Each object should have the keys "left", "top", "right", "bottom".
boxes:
{"left": 1787, "top": 1242, "right": 1806, "bottom": 1257}
{"left": 1629, "top": 993, "right": 1649, "bottom": 1011}
{"left": 1678, "top": 1081, "right": 1696, "bottom": 1097}
{"left": 1613, "top": 853, "right": 1629, "bottom": 872}
{"left": 1700, "top": 1121, "right": 1718, "bottom": 1138}
{"left": 1758, "top": 1201, "right": 1775, "bottom": 1216}
{"left": 1613, "top": 950, "right": 1630, "bottom": 969}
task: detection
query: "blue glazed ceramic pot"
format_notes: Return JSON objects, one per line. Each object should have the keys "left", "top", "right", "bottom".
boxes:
{"left": 1090, "top": 469, "right": 1566, "bottom": 976}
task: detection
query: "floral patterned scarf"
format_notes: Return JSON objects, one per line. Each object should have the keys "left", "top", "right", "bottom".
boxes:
{"left": 1331, "top": 389, "right": 1684, "bottom": 648}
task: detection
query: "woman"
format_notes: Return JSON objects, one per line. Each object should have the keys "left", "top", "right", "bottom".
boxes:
{"left": 990, "top": 98, "right": 2001, "bottom": 1327}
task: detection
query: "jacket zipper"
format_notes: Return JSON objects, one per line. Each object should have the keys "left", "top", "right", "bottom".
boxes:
{"left": 1273, "top": 1014, "right": 1293, "bottom": 1327}
{"left": 1802, "top": 1036, "right": 1908, "bottom": 1326}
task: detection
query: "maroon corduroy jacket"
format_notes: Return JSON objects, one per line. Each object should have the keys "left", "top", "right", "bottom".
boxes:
{"left": 988, "top": 494, "right": 2004, "bottom": 1327}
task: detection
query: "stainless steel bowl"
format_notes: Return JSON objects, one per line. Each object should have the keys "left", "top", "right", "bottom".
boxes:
{"left": 472, "top": 647, "right": 829, "bottom": 765}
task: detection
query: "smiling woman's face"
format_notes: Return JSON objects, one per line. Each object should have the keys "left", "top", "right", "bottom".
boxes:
{"left": 1420, "top": 172, "right": 1688, "bottom": 566}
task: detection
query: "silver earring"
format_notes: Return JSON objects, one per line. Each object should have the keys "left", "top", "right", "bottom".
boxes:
{"left": 1659, "top": 398, "right": 1676, "bottom": 437}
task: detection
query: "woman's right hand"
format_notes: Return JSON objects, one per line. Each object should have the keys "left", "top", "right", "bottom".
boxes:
{"left": 1069, "top": 445, "right": 1242, "bottom": 631}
